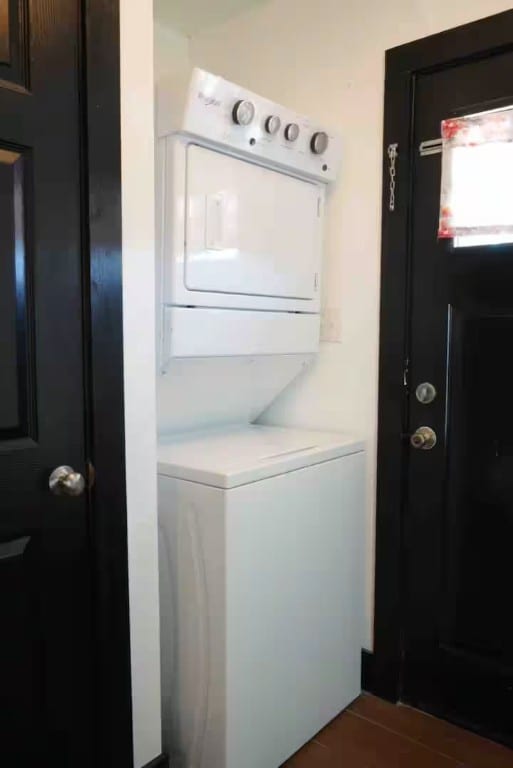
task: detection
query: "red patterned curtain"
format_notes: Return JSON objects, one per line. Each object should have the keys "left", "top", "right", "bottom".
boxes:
{"left": 438, "top": 109, "right": 513, "bottom": 239}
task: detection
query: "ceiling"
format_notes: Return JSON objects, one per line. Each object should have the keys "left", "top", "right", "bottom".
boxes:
{"left": 154, "top": 0, "right": 268, "bottom": 36}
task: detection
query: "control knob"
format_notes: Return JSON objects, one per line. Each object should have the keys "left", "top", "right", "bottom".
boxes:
{"left": 311, "top": 131, "right": 329, "bottom": 155}
{"left": 284, "top": 123, "right": 300, "bottom": 142}
{"left": 232, "top": 100, "right": 255, "bottom": 126}
{"left": 265, "top": 115, "right": 281, "bottom": 135}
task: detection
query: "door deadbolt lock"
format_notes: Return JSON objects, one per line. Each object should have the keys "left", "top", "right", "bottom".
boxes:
{"left": 410, "top": 426, "right": 437, "bottom": 450}
{"left": 49, "top": 465, "right": 86, "bottom": 497}
{"left": 415, "top": 382, "right": 437, "bottom": 405}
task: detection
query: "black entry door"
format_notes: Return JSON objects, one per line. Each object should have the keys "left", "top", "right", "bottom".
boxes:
{"left": 404, "top": 49, "right": 513, "bottom": 744}
{"left": 0, "top": 0, "right": 94, "bottom": 764}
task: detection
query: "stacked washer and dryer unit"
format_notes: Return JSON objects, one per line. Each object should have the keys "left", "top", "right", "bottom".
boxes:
{"left": 156, "top": 69, "right": 365, "bottom": 768}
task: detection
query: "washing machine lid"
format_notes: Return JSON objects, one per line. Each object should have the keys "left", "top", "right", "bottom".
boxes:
{"left": 158, "top": 424, "right": 364, "bottom": 489}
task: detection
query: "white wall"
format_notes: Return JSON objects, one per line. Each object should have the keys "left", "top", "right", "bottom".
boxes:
{"left": 116, "top": 17, "right": 192, "bottom": 766}
{"left": 187, "top": 0, "right": 513, "bottom": 649}
{"left": 154, "top": 19, "right": 190, "bottom": 83}
{"left": 121, "top": 1, "right": 161, "bottom": 765}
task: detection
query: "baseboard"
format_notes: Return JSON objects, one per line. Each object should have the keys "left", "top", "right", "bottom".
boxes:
{"left": 141, "top": 755, "right": 169, "bottom": 768}
{"left": 361, "top": 648, "right": 374, "bottom": 693}
{"left": 361, "top": 647, "right": 401, "bottom": 702}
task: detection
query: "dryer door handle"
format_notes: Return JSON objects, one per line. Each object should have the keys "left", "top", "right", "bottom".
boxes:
{"left": 205, "top": 193, "right": 225, "bottom": 251}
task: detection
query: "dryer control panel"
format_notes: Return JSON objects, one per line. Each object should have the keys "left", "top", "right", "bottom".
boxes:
{"left": 158, "top": 68, "right": 341, "bottom": 184}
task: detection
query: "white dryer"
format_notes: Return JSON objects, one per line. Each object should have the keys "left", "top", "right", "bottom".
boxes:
{"left": 156, "top": 68, "right": 341, "bottom": 363}
{"left": 156, "top": 69, "right": 342, "bottom": 434}
{"left": 158, "top": 425, "right": 365, "bottom": 768}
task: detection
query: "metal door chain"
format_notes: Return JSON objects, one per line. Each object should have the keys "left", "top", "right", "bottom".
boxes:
{"left": 387, "top": 143, "right": 398, "bottom": 212}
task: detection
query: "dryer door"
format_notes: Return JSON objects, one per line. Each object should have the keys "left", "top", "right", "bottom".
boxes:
{"left": 185, "top": 145, "right": 321, "bottom": 301}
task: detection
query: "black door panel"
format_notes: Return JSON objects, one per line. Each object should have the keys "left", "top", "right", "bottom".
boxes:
{"left": 0, "top": 1, "right": 94, "bottom": 764}
{"left": 403, "top": 48, "right": 513, "bottom": 744}
{"left": 0, "top": 143, "right": 35, "bottom": 441}
{"left": 0, "top": 0, "right": 28, "bottom": 87}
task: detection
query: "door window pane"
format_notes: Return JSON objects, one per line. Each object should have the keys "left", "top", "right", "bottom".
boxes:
{"left": 439, "top": 107, "right": 513, "bottom": 245}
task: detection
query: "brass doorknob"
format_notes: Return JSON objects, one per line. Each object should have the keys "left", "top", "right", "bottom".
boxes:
{"left": 410, "top": 426, "right": 437, "bottom": 450}
{"left": 49, "top": 465, "right": 86, "bottom": 497}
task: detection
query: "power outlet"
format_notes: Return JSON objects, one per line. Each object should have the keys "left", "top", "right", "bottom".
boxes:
{"left": 320, "top": 307, "right": 341, "bottom": 343}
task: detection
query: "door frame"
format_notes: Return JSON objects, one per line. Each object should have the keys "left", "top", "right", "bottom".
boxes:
{"left": 370, "top": 8, "right": 513, "bottom": 704}
{"left": 81, "top": 0, "right": 132, "bottom": 764}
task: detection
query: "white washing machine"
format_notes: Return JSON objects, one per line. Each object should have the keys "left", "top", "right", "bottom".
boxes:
{"left": 156, "top": 69, "right": 365, "bottom": 767}
{"left": 158, "top": 424, "right": 365, "bottom": 768}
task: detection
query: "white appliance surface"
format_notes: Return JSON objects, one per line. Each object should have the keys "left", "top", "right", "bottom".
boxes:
{"left": 156, "top": 71, "right": 357, "bottom": 768}
{"left": 157, "top": 355, "right": 312, "bottom": 435}
{"left": 157, "top": 68, "right": 342, "bottom": 184}
{"left": 159, "top": 136, "right": 323, "bottom": 317}
{"left": 158, "top": 423, "right": 364, "bottom": 488}
{"left": 155, "top": 68, "right": 342, "bottom": 369}
{"left": 185, "top": 145, "right": 321, "bottom": 301}
{"left": 158, "top": 426, "right": 365, "bottom": 768}
{"left": 160, "top": 307, "right": 320, "bottom": 362}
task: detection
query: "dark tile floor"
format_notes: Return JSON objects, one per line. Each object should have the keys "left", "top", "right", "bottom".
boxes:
{"left": 281, "top": 694, "right": 513, "bottom": 767}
